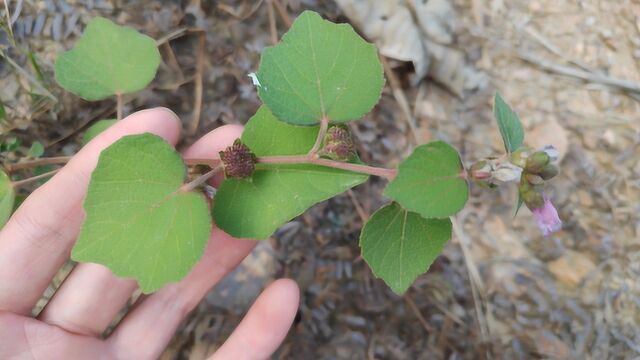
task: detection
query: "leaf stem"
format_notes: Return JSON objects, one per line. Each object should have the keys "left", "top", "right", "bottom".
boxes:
{"left": 257, "top": 155, "right": 397, "bottom": 179}
{"left": 11, "top": 169, "right": 60, "bottom": 188}
{"left": 180, "top": 165, "right": 224, "bottom": 192}
{"left": 5, "top": 156, "right": 72, "bottom": 172}
{"left": 308, "top": 116, "right": 329, "bottom": 156}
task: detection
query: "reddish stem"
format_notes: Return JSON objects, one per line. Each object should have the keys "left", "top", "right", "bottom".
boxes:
{"left": 257, "top": 155, "right": 396, "bottom": 179}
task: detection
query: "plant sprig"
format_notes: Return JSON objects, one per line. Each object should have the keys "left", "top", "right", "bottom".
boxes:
{"left": 0, "top": 11, "right": 562, "bottom": 295}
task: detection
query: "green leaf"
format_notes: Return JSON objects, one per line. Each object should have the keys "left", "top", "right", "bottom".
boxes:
{"left": 0, "top": 100, "right": 5, "bottom": 121}
{"left": 514, "top": 194, "right": 524, "bottom": 217}
{"left": 213, "top": 106, "right": 368, "bottom": 239}
{"left": 494, "top": 93, "right": 524, "bottom": 153}
{"left": 28, "top": 141, "right": 44, "bottom": 158}
{"left": 55, "top": 17, "right": 160, "bottom": 100}
{"left": 384, "top": 141, "right": 468, "bottom": 218}
{"left": 71, "top": 133, "right": 211, "bottom": 293}
{"left": 256, "top": 10, "right": 384, "bottom": 125}
{"left": 0, "top": 170, "right": 14, "bottom": 227}
{"left": 82, "top": 119, "right": 117, "bottom": 144}
{"left": 0, "top": 137, "right": 20, "bottom": 153}
{"left": 360, "top": 202, "right": 452, "bottom": 294}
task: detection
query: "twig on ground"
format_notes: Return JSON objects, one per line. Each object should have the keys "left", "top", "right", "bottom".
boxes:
{"left": 272, "top": 0, "right": 291, "bottom": 27}
{"left": 404, "top": 293, "right": 434, "bottom": 333}
{"left": 47, "top": 104, "right": 115, "bottom": 147}
{"left": 380, "top": 56, "right": 421, "bottom": 145}
{"left": 451, "top": 216, "right": 492, "bottom": 357}
{"left": 189, "top": 31, "right": 206, "bottom": 135}
{"left": 5, "top": 156, "right": 71, "bottom": 172}
{"left": 266, "top": 0, "right": 278, "bottom": 45}
{"left": 347, "top": 189, "right": 368, "bottom": 222}
{"left": 161, "top": 42, "right": 185, "bottom": 81}
{"left": 515, "top": 49, "right": 640, "bottom": 94}
{"left": 12, "top": 169, "right": 60, "bottom": 188}
{"left": 155, "top": 27, "right": 189, "bottom": 46}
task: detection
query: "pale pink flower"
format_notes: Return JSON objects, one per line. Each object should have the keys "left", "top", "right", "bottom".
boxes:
{"left": 531, "top": 198, "right": 562, "bottom": 236}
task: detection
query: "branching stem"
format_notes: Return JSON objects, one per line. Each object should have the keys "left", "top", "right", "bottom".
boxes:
{"left": 308, "top": 116, "right": 329, "bottom": 156}
{"left": 180, "top": 165, "right": 224, "bottom": 192}
{"left": 7, "top": 150, "right": 397, "bottom": 188}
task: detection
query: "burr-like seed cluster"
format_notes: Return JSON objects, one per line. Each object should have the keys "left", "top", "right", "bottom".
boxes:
{"left": 219, "top": 140, "right": 256, "bottom": 178}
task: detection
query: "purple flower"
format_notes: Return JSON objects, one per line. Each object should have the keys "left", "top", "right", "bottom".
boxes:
{"left": 531, "top": 197, "right": 562, "bottom": 236}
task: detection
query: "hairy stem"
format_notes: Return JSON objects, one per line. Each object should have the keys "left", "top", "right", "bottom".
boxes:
{"left": 12, "top": 169, "right": 60, "bottom": 188}
{"left": 308, "top": 117, "right": 329, "bottom": 156}
{"left": 180, "top": 165, "right": 223, "bottom": 192}
{"left": 7, "top": 151, "right": 397, "bottom": 185}
{"left": 5, "top": 156, "right": 72, "bottom": 172}
{"left": 257, "top": 156, "right": 397, "bottom": 179}
{"left": 185, "top": 158, "right": 220, "bottom": 167}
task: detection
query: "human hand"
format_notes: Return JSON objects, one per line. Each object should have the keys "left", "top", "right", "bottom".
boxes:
{"left": 0, "top": 108, "right": 300, "bottom": 360}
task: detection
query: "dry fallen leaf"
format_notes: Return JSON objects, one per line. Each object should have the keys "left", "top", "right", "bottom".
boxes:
{"left": 335, "top": 0, "right": 476, "bottom": 96}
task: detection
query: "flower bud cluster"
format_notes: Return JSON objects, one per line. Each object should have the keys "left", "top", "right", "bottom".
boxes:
{"left": 321, "top": 125, "right": 356, "bottom": 161}
{"left": 219, "top": 140, "right": 256, "bottom": 178}
{"left": 515, "top": 146, "right": 559, "bottom": 210}
{"left": 469, "top": 145, "right": 562, "bottom": 236}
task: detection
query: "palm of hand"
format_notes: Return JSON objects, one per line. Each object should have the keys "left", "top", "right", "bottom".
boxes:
{"left": 0, "top": 109, "right": 299, "bottom": 360}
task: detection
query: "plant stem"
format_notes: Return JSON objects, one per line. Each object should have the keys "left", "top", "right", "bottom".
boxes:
{"left": 188, "top": 31, "right": 205, "bottom": 135}
{"left": 116, "top": 93, "right": 123, "bottom": 121}
{"left": 180, "top": 165, "right": 223, "bottom": 192}
{"left": 266, "top": 0, "right": 278, "bottom": 45}
{"left": 5, "top": 156, "right": 72, "bottom": 172}
{"left": 6, "top": 151, "right": 397, "bottom": 185}
{"left": 185, "top": 158, "right": 220, "bottom": 167}
{"left": 257, "top": 156, "right": 397, "bottom": 179}
{"left": 12, "top": 169, "right": 60, "bottom": 188}
{"left": 308, "top": 117, "right": 329, "bottom": 156}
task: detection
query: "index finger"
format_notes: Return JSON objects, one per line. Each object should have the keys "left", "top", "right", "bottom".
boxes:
{"left": 0, "top": 108, "right": 181, "bottom": 315}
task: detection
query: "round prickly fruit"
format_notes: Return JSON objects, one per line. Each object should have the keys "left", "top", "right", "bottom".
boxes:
{"left": 322, "top": 125, "right": 356, "bottom": 161}
{"left": 219, "top": 140, "right": 256, "bottom": 178}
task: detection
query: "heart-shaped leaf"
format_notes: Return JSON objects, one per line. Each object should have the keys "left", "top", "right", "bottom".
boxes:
{"left": 0, "top": 170, "right": 14, "bottom": 227}
{"left": 384, "top": 141, "right": 468, "bottom": 218}
{"left": 82, "top": 119, "right": 117, "bottom": 144}
{"left": 256, "top": 11, "right": 384, "bottom": 125}
{"left": 494, "top": 93, "right": 524, "bottom": 153}
{"left": 360, "top": 202, "right": 452, "bottom": 294}
{"left": 55, "top": 17, "right": 160, "bottom": 100}
{"left": 72, "top": 133, "right": 211, "bottom": 293}
{"left": 213, "top": 106, "right": 368, "bottom": 239}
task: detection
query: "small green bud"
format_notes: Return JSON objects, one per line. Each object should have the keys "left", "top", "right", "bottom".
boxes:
{"left": 219, "top": 140, "right": 256, "bottom": 178}
{"left": 525, "top": 174, "right": 544, "bottom": 185}
{"left": 520, "top": 188, "right": 544, "bottom": 209}
{"left": 322, "top": 125, "right": 356, "bottom": 161}
{"left": 525, "top": 151, "right": 550, "bottom": 173}
{"left": 469, "top": 160, "right": 492, "bottom": 181}
{"left": 510, "top": 147, "right": 533, "bottom": 168}
{"left": 539, "top": 164, "right": 559, "bottom": 180}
